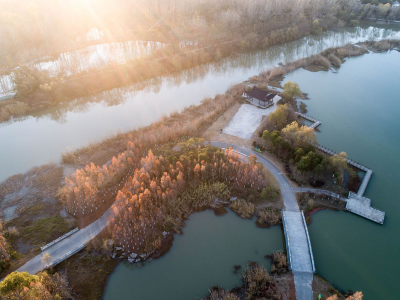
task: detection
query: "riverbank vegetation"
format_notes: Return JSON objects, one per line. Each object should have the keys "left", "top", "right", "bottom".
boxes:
{"left": 0, "top": 0, "right": 364, "bottom": 123}
{"left": 0, "top": 40, "right": 381, "bottom": 298}
{"left": 257, "top": 103, "right": 359, "bottom": 196}
{"left": 297, "top": 192, "right": 347, "bottom": 224}
{"left": 0, "top": 0, "right": 352, "bottom": 72}
{"left": 201, "top": 258, "right": 364, "bottom": 300}
{"left": 246, "top": 44, "right": 375, "bottom": 196}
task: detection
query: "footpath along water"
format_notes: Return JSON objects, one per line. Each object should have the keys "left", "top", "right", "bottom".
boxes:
{"left": 284, "top": 51, "right": 400, "bottom": 299}
{"left": 2, "top": 25, "right": 400, "bottom": 182}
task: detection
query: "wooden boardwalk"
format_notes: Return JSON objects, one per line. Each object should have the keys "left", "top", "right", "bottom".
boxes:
{"left": 296, "top": 113, "right": 386, "bottom": 224}
{"left": 295, "top": 112, "right": 321, "bottom": 129}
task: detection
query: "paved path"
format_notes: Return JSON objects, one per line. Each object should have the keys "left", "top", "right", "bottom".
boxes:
{"left": 211, "top": 142, "right": 314, "bottom": 300}
{"left": 15, "top": 141, "right": 315, "bottom": 300}
{"left": 15, "top": 210, "right": 110, "bottom": 275}
{"left": 292, "top": 187, "right": 348, "bottom": 202}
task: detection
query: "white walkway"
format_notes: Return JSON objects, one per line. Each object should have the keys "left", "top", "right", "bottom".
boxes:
{"left": 211, "top": 142, "right": 314, "bottom": 300}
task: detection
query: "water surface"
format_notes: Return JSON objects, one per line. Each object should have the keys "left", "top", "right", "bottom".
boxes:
{"left": 104, "top": 210, "right": 284, "bottom": 300}
{"left": 2, "top": 25, "right": 400, "bottom": 182}
{"left": 285, "top": 51, "right": 400, "bottom": 299}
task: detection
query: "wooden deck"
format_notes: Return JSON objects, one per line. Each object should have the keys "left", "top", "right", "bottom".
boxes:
{"left": 295, "top": 112, "right": 321, "bottom": 129}
{"left": 346, "top": 192, "right": 385, "bottom": 224}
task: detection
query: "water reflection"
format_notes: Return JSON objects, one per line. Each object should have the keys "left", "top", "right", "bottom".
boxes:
{"left": 0, "top": 40, "right": 164, "bottom": 98}
{"left": 1, "top": 25, "right": 400, "bottom": 182}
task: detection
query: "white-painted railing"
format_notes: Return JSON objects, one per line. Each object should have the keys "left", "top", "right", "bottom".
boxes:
{"left": 293, "top": 187, "right": 348, "bottom": 202}
{"left": 41, "top": 227, "right": 79, "bottom": 252}
{"left": 47, "top": 243, "right": 86, "bottom": 268}
{"left": 281, "top": 211, "right": 293, "bottom": 271}
{"left": 301, "top": 211, "right": 316, "bottom": 273}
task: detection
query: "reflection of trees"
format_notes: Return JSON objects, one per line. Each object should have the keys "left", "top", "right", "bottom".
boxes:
{"left": 35, "top": 41, "right": 164, "bottom": 77}
{"left": 22, "top": 25, "right": 400, "bottom": 124}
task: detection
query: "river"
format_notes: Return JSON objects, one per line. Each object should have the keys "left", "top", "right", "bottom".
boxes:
{"left": 1, "top": 25, "right": 400, "bottom": 183}
{"left": 0, "top": 40, "right": 164, "bottom": 98}
{"left": 103, "top": 210, "right": 284, "bottom": 300}
{"left": 283, "top": 50, "right": 400, "bottom": 299}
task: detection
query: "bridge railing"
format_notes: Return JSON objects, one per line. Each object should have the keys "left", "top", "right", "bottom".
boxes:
{"left": 281, "top": 211, "right": 293, "bottom": 271}
{"left": 41, "top": 228, "right": 79, "bottom": 252}
{"left": 293, "top": 188, "right": 348, "bottom": 202}
{"left": 301, "top": 211, "right": 316, "bottom": 273}
{"left": 47, "top": 243, "right": 86, "bottom": 268}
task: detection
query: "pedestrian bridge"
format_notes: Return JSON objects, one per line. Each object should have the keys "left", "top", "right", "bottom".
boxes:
{"left": 282, "top": 210, "right": 315, "bottom": 300}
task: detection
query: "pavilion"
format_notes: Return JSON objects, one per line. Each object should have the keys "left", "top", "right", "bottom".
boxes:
{"left": 243, "top": 86, "right": 277, "bottom": 108}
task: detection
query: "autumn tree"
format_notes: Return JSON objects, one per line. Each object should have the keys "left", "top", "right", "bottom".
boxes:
{"left": 330, "top": 151, "right": 355, "bottom": 176}
{"left": 41, "top": 253, "right": 52, "bottom": 268}
{"left": 0, "top": 233, "right": 10, "bottom": 271}
{"left": 282, "top": 81, "right": 302, "bottom": 100}
{"left": 262, "top": 130, "right": 270, "bottom": 147}
{"left": 106, "top": 143, "right": 267, "bottom": 254}
{"left": 0, "top": 271, "right": 71, "bottom": 300}
{"left": 268, "top": 104, "right": 290, "bottom": 131}
{"left": 0, "top": 272, "right": 39, "bottom": 298}
{"left": 281, "top": 121, "right": 317, "bottom": 148}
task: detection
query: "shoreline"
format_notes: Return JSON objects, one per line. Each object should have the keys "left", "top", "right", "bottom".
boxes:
{"left": 0, "top": 18, "right": 344, "bottom": 125}
{"left": 1, "top": 39, "right": 393, "bottom": 299}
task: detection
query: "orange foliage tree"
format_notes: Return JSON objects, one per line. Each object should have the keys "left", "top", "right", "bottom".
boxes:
{"left": 104, "top": 145, "right": 266, "bottom": 254}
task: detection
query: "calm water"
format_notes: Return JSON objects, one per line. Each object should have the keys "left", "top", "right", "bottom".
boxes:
{"left": 0, "top": 40, "right": 163, "bottom": 97}
{"left": 1, "top": 25, "right": 400, "bottom": 182}
{"left": 284, "top": 51, "right": 400, "bottom": 299}
{"left": 103, "top": 210, "right": 284, "bottom": 300}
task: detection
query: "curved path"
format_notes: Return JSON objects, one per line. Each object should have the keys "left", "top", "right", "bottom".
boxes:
{"left": 211, "top": 141, "right": 314, "bottom": 300}
{"left": 12, "top": 141, "right": 314, "bottom": 299}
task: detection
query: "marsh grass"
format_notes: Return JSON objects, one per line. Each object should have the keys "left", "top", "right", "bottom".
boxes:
{"left": 328, "top": 53, "right": 342, "bottom": 67}
{"left": 230, "top": 199, "right": 256, "bottom": 219}
{"left": 256, "top": 208, "right": 281, "bottom": 227}
{"left": 20, "top": 216, "right": 72, "bottom": 247}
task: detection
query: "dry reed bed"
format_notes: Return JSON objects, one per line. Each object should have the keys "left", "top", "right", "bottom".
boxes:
{"left": 254, "top": 44, "right": 369, "bottom": 86}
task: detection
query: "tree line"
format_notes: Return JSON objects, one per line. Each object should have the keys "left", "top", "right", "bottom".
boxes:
{"left": 0, "top": 0, "right": 354, "bottom": 72}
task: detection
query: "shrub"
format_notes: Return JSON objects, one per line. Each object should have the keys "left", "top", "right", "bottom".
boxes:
{"left": 328, "top": 54, "right": 342, "bottom": 67}
{"left": 243, "top": 262, "right": 272, "bottom": 297}
{"left": 230, "top": 199, "right": 255, "bottom": 219}
{"left": 349, "top": 19, "right": 359, "bottom": 27}
{"left": 260, "top": 187, "right": 280, "bottom": 201}
{"left": 310, "top": 55, "right": 331, "bottom": 69}
{"left": 269, "top": 250, "right": 289, "bottom": 273}
{"left": 256, "top": 208, "right": 281, "bottom": 227}
{"left": 374, "top": 40, "right": 391, "bottom": 52}
{"left": 7, "top": 227, "right": 19, "bottom": 238}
